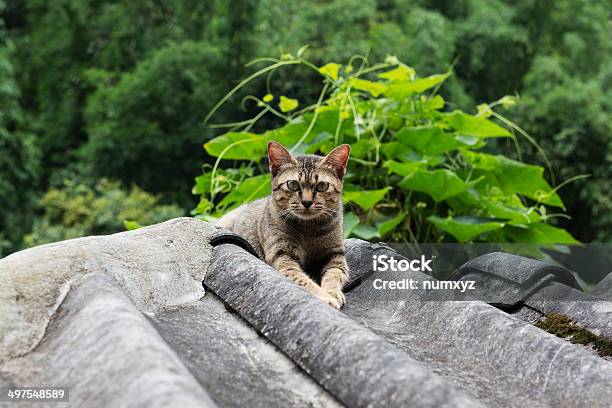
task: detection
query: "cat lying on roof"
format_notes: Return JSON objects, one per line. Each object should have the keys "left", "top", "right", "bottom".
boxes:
{"left": 217, "top": 141, "right": 350, "bottom": 309}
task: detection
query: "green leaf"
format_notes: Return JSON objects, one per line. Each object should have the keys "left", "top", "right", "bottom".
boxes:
{"left": 263, "top": 93, "right": 274, "bottom": 103}
{"left": 343, "top": 212, "right": 360, "bottom": 239}
{"left": 464, "top": 151, "right": 563, "bottom": 207}
{"left": 349, "top": 138, "right": 378, "bottom": 158}
{"left": 218, "top": 175, "right": 270, "bottom": 210}
{"left": 505, "top": 223, "right": 579, "bottom": 244}
{"left": 348, "top": 78, "right": 387, "bottom": 97}
{"left": 476, "top": 103, "right": 493, "bottom": 118}
{"left": 499, "top": 95, "right": 517, "bottom": 109}
{"left": 428, "top": 215, "right": 506, "bottom": 242}
{"left": 425, "top": 95, "right": 445, "bottom": 110}
{"left": 301, "top": 132, "right": 334, "bottom": 155}
{"left": 395, "top": 126, "right": 465, "bottom": 155}
{"left": 204, "top": 132, "right": 267, "bottom": 160}
{"left": 319, "top": 63, "right": 341, "bottom": 81}
{"left": 192, "top": 197, "right": 213, "bottom": 215}
{"left": 454, "top": 134, "right": 481, "bottom": 146}
{"left": 482, "top": 197, "right": 542, "bottom": 226}
{"left": 264, "top": 119, "right": 311, "bottom": 145}
{"left": 377, "top": 212, "right": 406, "bottom": 238}
{"left": 384, "top": 55, "right": 400, "bottom": 65}
{"left": 448, "top": 111, "right": 511, "bottom": 138}
{"left": 387, "top": 72, "right": 450, "bottom": 95}
{"left": 381, "top": 142, "right": 418, "bottom": 161}
{"left": 193, "top": 172, "right": 212, "bottom": 195}
{"left": 377, "top": 65, "right": 416, "bottom": 81}
{"left": 279, "top": 96, "right": 299, "bottom": 112}
{"left": 383, "top": 160, "right": 423, "bottom": 176}
{"left": 123, "top": 220, "right": 143, "bottom": 231}
{"left": 381, "top": 143, "right": 445, "bottom": 165}
{"left": 399, "top": 169, "right": 478, "bottom": 202}
{"left": 343, "top": 187, "right": 389, "bottom": 210}
{"left": 204, "top": 113, "right": 331, "bottom": 160}
{"left": 352, "top": 224, "right": 380, "bottom": 240}
{"left": 297, "top": 45, "right": 309, "bottom": 57}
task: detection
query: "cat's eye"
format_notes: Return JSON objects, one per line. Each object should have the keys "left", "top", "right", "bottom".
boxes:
{"left": 286, "top": 180, "right": 300, "bottom": 191}
{"left": 315, "top": 181, "right": 329, "bottom": 192}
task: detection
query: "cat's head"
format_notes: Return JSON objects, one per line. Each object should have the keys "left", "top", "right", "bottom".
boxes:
{"left": 267, "top": 141, "right": 350, "bottom": 222}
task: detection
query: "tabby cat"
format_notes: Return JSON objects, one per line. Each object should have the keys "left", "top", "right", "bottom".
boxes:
{"left": 217, "top": 141, "right": 350, "bottom": 309}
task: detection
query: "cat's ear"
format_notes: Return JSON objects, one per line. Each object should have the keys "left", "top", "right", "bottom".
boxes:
{"left": 322, "top": 144, "right": 350, "bottom": 179}
{"left": 268, "top": 141, "right": 297, "bottom": 176}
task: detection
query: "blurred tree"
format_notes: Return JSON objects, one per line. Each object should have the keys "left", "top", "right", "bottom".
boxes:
{"left": 24, "top": 179, "right": 184, "bottom": 247}
{"left": 0, "top": 14, "right": 40, "bottom": 256}
{"left": 506, "top": 0, "right": 612, "bottom": 241}
{"left": 453, "top": 0, "right": 530, "bottom": 102}
{"left": 82, "top": 41, "right": 225, "bottom": 207}
{"left": 511, "top": 56, "right": 612, "bottom": 241}
{"left": 223, "top": 0, "right": 260, "bottom": 76}
{"left": 256, "top": 0, "right": 375, "bottom": 62}
{"left": 8, "top": 0, "right": 216, "bottom": 179}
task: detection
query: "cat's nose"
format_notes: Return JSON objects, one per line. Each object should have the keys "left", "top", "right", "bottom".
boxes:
{"left": 301, "top": 200, "right": 313, "bottom": 209}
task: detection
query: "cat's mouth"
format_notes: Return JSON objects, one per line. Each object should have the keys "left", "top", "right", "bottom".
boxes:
{"left": 284, "top": 204, "right": 332, "bottom": 221}
{"left": 295, "top": 208, "right": 321, "bottom": 217}
{"left": 292, "top": 208, "right": 333, "bottom": 221}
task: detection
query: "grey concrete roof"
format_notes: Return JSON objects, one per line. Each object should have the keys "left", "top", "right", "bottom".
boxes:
{"left": 1, "top": 218, "right": 611, "bottom": 407}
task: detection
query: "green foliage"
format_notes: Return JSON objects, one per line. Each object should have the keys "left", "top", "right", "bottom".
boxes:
{"left": 500, "top": 0, "right": 612, "bottom": 242}
{"left": 82, "top": 40, "right": 225, "bottom": 206}
{"left": 1, "top": 0, "right": 610, "bottom": 254}
{"left": 194, "top": 55, "right": 578, "bottom": 244}
{"left": 24, "top": 179, "right": 184, "bottom": 248}
{"left": 0, "top": 22, "right": 40, "bottom": 257}
{"left": 510, "top": 54, "right": 612, "bottom": 242}
{"left": 453, "top": 0, "right": 530, "bottom": 102}
{"left": 10, "top": 0, "right": 216, "bottom": 171}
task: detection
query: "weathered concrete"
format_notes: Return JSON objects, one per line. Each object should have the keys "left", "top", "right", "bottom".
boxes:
{"left": 0, "top": 273, "right": 217, "bottom": 408}
{"left": 207, "top": 243, "right": 485, "bottom": 408}
{"left": 0, "top": 217, "right": 217, "bottom": 362}
{"left": 2, "top": 219, "right": 611, "bottom": 408}
{"left": 150, "top": 293, "right": 342, "bottom": 408}
{"left": 526, "top": 284, "right": 612, "bottom": 338}
{"left": 592, "top": 272, "right": 612, "bottom": 298}
{"left": 452, "top": 251, "right": 579, "bottom": 308}
{"left": 453, "top": 251, "right": 612, "bottom": 338}
{"left": 343, "top": 239, "right": 612, "bottom": 408}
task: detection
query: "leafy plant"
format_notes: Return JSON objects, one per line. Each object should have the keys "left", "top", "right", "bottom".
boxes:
{"left": 193, "top": 53, "right": 580, "bottom": 244}
{"left": 24, "top": 179, "right": 184, "bottom": 248}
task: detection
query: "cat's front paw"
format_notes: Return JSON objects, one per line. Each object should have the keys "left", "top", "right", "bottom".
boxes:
{"left": 328, "top": 288, "right": 346, "bottom": 309}
{"left": 321, "top": 288, "right": 346, "bottom": 309}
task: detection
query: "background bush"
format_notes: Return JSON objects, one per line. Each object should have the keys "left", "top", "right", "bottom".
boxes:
{"left": 24, "top": 179, "right": 184, "bottom": 247}
{"left": 83, "top": 40, "right": 225, "bottom": 206}
{"left": 0, "top": 21, "right": 40, "bottom": 257}
{"left": 0, "top": 0, "right": 610, "bottom": 256}
{"left": 195, "top": 56, "right": 578, "bottom": 245}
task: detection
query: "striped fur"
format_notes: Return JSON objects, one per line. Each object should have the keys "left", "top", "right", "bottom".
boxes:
{"left": 217, "top": 142, "right": 350, "bottom": 309}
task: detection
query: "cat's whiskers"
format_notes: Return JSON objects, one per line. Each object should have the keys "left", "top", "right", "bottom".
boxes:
{"left": 279, "top": 208, "right": 293, "bottom": 221}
